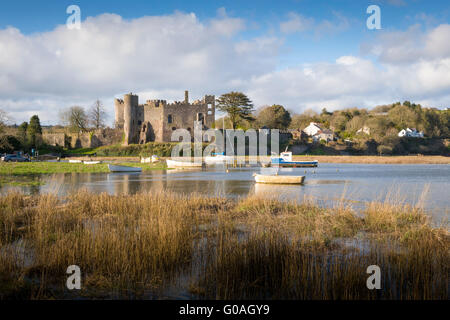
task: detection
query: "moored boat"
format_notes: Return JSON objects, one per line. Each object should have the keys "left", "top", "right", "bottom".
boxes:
{"left": 271, "top": 152, "right": 318, "bottom": 167}
{"left": 69, "top": 159, "right": 82, "bottom": 163}
{"left": 204, "top": 152, "right": 234, "bottom": 165}
{"left": 84, "top": 161, "right": 101, "bottom": 165}
{"left": 254, "top": 173, "right": 305, "bottom": 184}
{"left": 166, "top": 159, "right": 204, "bottom": 168}
{"left": 108, "top": 164, "right": 142, "bottom": 172}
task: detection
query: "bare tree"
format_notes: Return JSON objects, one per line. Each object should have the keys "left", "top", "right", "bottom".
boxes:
{"left": 59, "top": 106, "right": 88, "bottom": 132}
{"left": 89, "top": 100, "right": 106, "bottom": 129}
{"left": 0, "top": 109, "right": 9, "bottom": 133}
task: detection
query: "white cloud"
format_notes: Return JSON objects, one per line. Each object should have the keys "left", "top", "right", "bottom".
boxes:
{"left": 0, "top": 11, "right": 277, "bottom": 123}
{"left": 0, "top": 12, "right": 449, "bottom": 124}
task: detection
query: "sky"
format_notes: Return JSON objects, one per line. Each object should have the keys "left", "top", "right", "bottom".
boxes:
{"left": 0, "top": 0, "right": 449, "bottom": 125}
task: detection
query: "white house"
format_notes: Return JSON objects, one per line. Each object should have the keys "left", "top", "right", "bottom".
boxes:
{"left": 313, "top": 129, "right": 335, "bottom": 142}
{"left": 304, "top": 122, "right": 323, "bottom": 136}
{"left": 398, "top": 128, "right": 424, "bottom": 138}
{"left": 356, "top": 126, "right": 370, "bottom": 135}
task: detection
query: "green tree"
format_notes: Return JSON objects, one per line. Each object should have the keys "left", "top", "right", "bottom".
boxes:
{"left": 27, "top": 115, "right": 42, "bottom": 148}
{"left": 17, "top": 122, "right": 28, "bottom": 145}
{"left": 216, "top": 92, "right": 254, "bottom": 129}
{"left": 256, "top": 104, "right": 291, "bottom": 129}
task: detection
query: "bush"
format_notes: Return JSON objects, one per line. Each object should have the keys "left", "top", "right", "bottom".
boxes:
{"left": 0, "top": 135, "right": 22, "bottom": 153}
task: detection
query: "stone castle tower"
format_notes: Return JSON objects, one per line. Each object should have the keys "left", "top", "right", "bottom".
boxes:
{"left": 114, "top": 91, "right": 215, "bottom": 145}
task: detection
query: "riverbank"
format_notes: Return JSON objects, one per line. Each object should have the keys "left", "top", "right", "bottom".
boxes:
{"left": 0, "top": 191, "right": 447, "bottom": 299}
{"left": 0, "top": 162, "right": 167, "bottom": 176}
{"left": 292, "top": 155, "right": 450, "bottom": 164}
{"left": 65, "top": 155, "right": 450, "bottom": 165}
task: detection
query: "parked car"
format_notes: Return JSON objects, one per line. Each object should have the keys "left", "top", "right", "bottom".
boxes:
{"left": 1, "top": 154, "right": 30, "bottom": 162}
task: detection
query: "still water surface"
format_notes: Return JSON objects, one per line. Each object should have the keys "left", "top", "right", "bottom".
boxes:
{"left": 2, "top": 163, "right": 449, "bottom": 222}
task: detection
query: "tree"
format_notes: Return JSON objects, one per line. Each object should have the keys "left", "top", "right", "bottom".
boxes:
{"left": 27, "top": 115, "right": 42, "bottom": 148}
{"left": 216, "top": 92, "right": 254, "bottom": 129}
{"left": 60, "top": 106, "right": 88, "bottom": 132}
{"left": 256, "top": 104, "right": 291, "bottom": 129}
{"left": 17, "top": 122, "right": 28, "bottom": 145}
{"left": 0, "top": 109, "right": 9, "bottom": 134}
{"left": 89, "top": 100, "right": 106, "bottom": 129}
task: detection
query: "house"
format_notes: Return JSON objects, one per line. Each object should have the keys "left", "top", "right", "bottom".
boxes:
{"left": 303, "top": 122, "right": 323, "bottom": 136}
{"left": 313, "top": 129, "right": 335, "bottom": 142}
{"left": 398, "top": 128, "right": 424, "bottom": 138}
{"left": 356, "top": 126, "right": 370, "bottom": 135}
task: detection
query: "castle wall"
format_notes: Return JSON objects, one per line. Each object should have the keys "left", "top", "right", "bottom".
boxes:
{"left": 114, "top": 99, "right": 124, "bottom": 129}
{"left": 117, "top": 91, "right": 215, "bottom": 145}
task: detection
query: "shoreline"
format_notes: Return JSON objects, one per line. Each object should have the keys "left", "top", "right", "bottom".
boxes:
{"left": 66, "top": 155, "right": 450, "bottom": 165}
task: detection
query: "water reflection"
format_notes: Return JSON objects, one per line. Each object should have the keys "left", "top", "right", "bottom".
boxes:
{"left": 1, "top": 163, "right": 449, "bottom": 222}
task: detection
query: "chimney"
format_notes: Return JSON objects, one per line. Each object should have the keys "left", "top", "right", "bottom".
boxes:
{"left": 184, "top": 90, "right": 189, "bottom": 104}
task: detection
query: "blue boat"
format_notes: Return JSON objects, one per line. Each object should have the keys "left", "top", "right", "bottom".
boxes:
{"left": 270, "top": 152, "right": 318, "bottom": 167}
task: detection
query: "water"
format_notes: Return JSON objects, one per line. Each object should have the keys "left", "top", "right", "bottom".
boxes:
{"left": 2, "top": 163, "right": 449, "bottom": 223}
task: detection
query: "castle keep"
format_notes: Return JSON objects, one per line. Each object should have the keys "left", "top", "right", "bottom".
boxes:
{"left": 114, "top": 91, "right": 215, "bottom": 145}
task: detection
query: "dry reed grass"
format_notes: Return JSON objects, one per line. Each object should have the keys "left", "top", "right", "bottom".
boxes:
{"left": 0, "top": 190, "right": 447, "bottom": 299}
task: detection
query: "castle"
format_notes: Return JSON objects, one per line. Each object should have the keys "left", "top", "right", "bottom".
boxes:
{"left": 114, "top": 91, "right": 215, "bottom": 145}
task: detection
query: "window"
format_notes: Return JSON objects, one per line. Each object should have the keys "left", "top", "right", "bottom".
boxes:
{"left": 207, "top": 110, "right": 212, "bottom": 115}
{"left": 208, "top": 103, "right": 212, "bottom": 109}
{"left": 138, "top": 120, "right": 142, "bottom": 126}
{"left": 168, "top": 114, "right": 173, "bottom": 123}
{"left": 197, "top": 113, "right": 204, "bottom": 125}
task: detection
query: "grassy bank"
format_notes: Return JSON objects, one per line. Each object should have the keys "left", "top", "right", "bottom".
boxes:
{"left": 0, "top": 162, "right": 167, "bottom": 176}
{"left": 0, "top": 191, "right": 447, "bottom": 299}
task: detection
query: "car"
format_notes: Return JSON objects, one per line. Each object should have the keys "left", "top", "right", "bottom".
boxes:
{"left": 1, "top": 154, "right": 30, "bottom": 162}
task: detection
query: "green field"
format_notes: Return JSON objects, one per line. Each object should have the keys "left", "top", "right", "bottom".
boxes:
{"left": 0, "top": 161, "right": 167, "bottom": 176}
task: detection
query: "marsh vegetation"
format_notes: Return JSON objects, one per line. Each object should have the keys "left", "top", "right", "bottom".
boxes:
{"left": 0, "top": 190, "right": 447, "bottom": 299}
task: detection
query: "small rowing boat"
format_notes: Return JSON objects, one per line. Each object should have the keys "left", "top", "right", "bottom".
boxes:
{"left": 254, "top": 173, "right": 305, "bottom": 184}
{"left": 69, "top": 159, "right": 82, "bottom": 163}
{"left": 166, "top": 159, "right": 204, "bottom": 169}
{"left": 108, "top": 164, "right": 142, "bottom": 172}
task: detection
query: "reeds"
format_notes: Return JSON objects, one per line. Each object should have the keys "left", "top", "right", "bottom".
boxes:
{"left": 0, "top": 191, "right": 448, "bottom": 299}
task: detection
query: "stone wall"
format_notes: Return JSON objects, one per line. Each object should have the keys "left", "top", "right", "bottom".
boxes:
{"left": 45, "top": 129, "right": 123, "bottom": 149}
{"left": 43, "top": 133, "right": 67, "bottom": 147}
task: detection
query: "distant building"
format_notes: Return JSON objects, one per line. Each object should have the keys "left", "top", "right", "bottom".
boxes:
{"left": 356, "top": 126, "right": 370, "bottom": 135}
{"left": 398, "top": 128, "right": 424, "bottom": 138}
{"left": 303, "top": 122, "right": 323, "bottom": 136}
{"left": 313, "top": 128, "right": 335, "bottom": 142}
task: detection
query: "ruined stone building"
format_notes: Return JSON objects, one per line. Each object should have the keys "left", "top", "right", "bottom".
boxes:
{"left": 114, "top": 91, "right": 215, "bottom": 145}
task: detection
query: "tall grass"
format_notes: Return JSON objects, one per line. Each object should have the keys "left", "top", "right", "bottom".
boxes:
{"left": 0, "top": 191, "right": 447, "bottom": 299}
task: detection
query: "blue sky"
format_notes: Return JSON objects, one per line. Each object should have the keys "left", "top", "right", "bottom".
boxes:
{"left": 0, "top": 0, "right": 449, "bottom": 124}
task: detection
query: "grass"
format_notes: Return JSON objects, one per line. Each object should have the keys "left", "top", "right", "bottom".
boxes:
{"left": 0, "top": 191, "right": 447, "bottom": 300}
{"left": 0, "top": 162, "right": 168, "bottom": 176}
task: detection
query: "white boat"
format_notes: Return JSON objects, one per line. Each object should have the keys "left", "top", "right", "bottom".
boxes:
{"left": 254, "top": 173, "right": 305, "bottom": 184}
{"left": 84, "top": 161, "right": 101, "bottom": 165}
{"left": 141, "top": 155, "right": 160, "bottom": 163}
{"left": 204, "top": 152, "right": 234, "bottom": 165}
{"left": 166, "top": 159, "right": 204, "bottom": 168}
{"left": 108, "top": 164, "right": 142, "bottom": 172}
{"left": 69, "top": 159, "right": 82, "bottom": 163}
